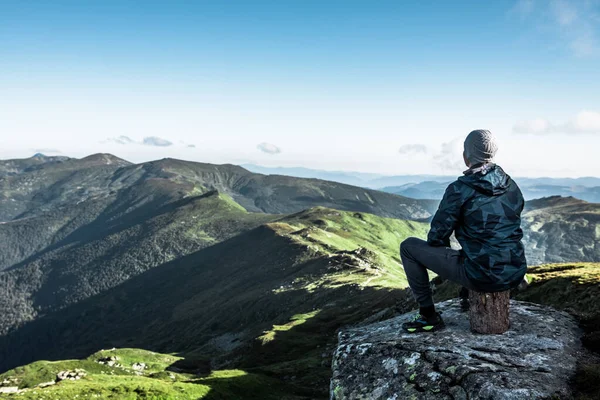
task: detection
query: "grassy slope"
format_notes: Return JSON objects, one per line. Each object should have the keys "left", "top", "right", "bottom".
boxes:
{"left": 1, "top": 259, "right": 599, "bottom": 398}
{"left": 0, "top": 348, "right": 295, "bottom": 400}
{"left": 0, "top": 191, "right": 275, "bottom": 335}
{"left": 270, "top": 207, "right": 429, "bottom": 288}
{"left": 0, "top": 207, "right": 428, "bottom": 398}
{"left": 515, "top": 263, "right": 600, "bottom": 316}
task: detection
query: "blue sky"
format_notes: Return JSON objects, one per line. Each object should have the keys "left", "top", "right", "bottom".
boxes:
{"left": 1, "top": 0, "right": 599, "bottom": 177}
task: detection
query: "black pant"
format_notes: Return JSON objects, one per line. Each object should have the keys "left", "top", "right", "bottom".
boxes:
{"left": 400, "top": 237, "right": 477, "bottom": 307}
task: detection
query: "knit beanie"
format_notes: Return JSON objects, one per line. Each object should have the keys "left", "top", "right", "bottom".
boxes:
{"left": 464, "top": 129, "right": 498, "bottom": 165}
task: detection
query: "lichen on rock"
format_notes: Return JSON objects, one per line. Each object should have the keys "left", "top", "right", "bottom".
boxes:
{"left": 331, "top": 299, "right": 589, "bottom": 399}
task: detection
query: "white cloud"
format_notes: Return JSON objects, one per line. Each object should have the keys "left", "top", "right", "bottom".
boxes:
{"left": 103, "top": 135, "right": 178, "bottom": 147}
{"left": 433, "top": 138, "right": 465, "bottom": 172}
{"left": 143, "top": 136, "right": 173, "bottom": 147}
{"left": 398, "top": 144, "right": 428, "bottom": 155}
{"left": 257, "top": 142, "right": 282, "bottom": 154}
{"left": 514, "top": 110, "right": 600, "bottom": 134}
{"left": 513, "top": 118, "right": 552, "bottom": 134}
{"left": 105, "top": 135, "right": 135, "bottom": 145}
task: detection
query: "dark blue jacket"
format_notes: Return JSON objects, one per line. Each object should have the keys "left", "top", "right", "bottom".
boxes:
{"left": 427, "top": 164, "right": 527, "bottom": 292}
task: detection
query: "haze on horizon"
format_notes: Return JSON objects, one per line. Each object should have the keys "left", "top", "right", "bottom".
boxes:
{"left": 1, "top": 0, "right": 599, "bottom": 178}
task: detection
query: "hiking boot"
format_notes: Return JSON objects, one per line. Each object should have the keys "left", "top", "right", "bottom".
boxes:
{"left": 401, "top": 312, "right": 445, "bottom": 333}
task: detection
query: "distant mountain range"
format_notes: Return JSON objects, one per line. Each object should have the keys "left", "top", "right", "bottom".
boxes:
{"left": 382, "top": 181, "right": 600, "bottom": 203}
{"left": 0, "top": 154, "right": 598, "bottom": 398}
{"left": 242, "top": 163, "right": 453, "bottom": 189}
{"left": 243, "top": 164, "right": 600, "bottom": 202}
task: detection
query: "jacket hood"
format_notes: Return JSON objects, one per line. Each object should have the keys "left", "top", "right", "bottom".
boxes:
{"left": 458, "top": 164, "right": 511, "bottom": 196}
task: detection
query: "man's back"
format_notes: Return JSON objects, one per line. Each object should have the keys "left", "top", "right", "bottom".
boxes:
{"left": 400, "top": 129, "right": 527, "bottom": 333}
{"left": 428, "top": 164, "right": 527, "bottom": 292}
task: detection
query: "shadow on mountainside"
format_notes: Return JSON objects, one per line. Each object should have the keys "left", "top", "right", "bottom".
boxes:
{"left": 4, "top": 184, "right": 204, "bottom": 274}
{"left": 0, "top": 223, "right": 417, "bottom": 398}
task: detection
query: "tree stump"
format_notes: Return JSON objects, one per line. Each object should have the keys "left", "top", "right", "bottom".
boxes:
{"left": 469, "top": 290, "right": 510, "bottom": 334}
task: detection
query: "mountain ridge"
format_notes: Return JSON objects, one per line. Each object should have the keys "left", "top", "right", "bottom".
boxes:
{"left": 0, "top": 154, "right": 599, "bottom": 399}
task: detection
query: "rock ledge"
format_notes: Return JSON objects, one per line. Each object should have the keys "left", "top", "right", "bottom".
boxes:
{"left": 331, "top": 299, "right": 585, "bottom": 399}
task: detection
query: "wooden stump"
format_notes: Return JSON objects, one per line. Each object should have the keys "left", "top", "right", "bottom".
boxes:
{"left": 469, "top": 290, "right": 510, "bottom": 334}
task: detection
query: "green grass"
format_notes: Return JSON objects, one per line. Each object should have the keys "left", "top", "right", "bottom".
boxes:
{"left": 271, "top": 207, "right": 429, "bottom": 289}
{"left": 514, "top": 263, "right": 600, "bottom": 316}
{"left": 258, "top": 310, "right": 321, "bottom": 345}
{"left": 0, "top": 349, "right": 294, "bottom": 400}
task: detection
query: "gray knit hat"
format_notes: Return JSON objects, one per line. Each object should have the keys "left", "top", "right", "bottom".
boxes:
{"left": 464, "top": 129, "right": 498, "bottom": 165}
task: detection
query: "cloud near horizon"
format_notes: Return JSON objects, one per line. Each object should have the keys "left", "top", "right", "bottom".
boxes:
{"left": 514, "top": 110, "right": 600, "bottom": 134}
{"left": 398, "top": 144, "right": 428, "bottom": 155}
{"left": 103, "top": 136, "right": 175, "bottom": 147}
{"left": 433, "top": 139, "right": 465, "bottom": 172}
{"left": 142, "top": 136, "right": 173, "bottom": 147}
{"left": 257, "top": 142, "right": 282, "bottom": 155}
{"left": 105, "top": 135, "right": 135, "bottom": 145}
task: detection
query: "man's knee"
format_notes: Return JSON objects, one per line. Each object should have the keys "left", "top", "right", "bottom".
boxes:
{"left": 400, "top": 237, "right": 426, "bottom": 257}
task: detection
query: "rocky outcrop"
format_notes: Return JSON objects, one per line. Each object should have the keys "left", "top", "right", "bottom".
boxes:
{"left": 56, "top": 369, "right": 86, "bottom": 381}
{"left": 331, "top": 299, "right": 587, "bottom": 399}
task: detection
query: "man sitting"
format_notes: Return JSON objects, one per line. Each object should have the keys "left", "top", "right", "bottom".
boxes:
{"left": 400, "top": 129, "right": 527, "bottom": 333}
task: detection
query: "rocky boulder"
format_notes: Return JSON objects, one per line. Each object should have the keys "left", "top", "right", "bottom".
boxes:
{"left": 331, "top": 299, "right": 588, "bottom": 399}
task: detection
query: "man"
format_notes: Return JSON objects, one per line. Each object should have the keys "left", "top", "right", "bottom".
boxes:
{"left": 399, "top": 129, "right": 527, "bottom": 333}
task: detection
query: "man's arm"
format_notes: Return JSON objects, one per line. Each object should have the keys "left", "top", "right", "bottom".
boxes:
{"left": 427, "top": 181, "right": 463, "bottom": 247}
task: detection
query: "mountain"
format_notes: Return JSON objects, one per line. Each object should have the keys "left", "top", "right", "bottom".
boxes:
{"left": 241, "top": 164, "right": 380, "bottom": 187}
{"left": 242, "top": 164, "right": 600, "bottom": 201}
{"left": 1, "top": 263, "right": 598, "bottom": 399}
{"left": 0, "top": 190, "right": 275, "bottom": 335}
{"left": 241, "top": 164, "right": 455, "bottom": 189}
{"left": 0, "top": 153, "right": 72, "bottom": 176}
{"left": 0, "top": 154, "right": 599, "bottom": 399}
{"left": 0, "top": 206, "right": 429, "bottom": 398}
{"left": 381, "top": 180, "right": 451, "bottom": 200}
{"left": 1, "top": 155, "right": 598, "bottom": 339}
{"left": 383, "top": 180, "right": 600, "bottom": 202}
{"left": 521, "top": 196, "right": 600, "bottom": 265}
{"left": 0, "top": 154, "right": 438, "bottom": 336}
{"left": 1, "top": 155, "right": 437, "bottom": 224}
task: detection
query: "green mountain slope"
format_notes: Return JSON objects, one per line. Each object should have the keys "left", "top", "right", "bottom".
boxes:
{"left": 0, "top": 154, "right": 131, "bottom": 222}
{"left": 1, "top": 154, "right": 599, "bottom": 399}
{"left": 0, "top": 154, "right": 437, "bottom": 336}
{"left": 0, "top": 190, "right": 275, "bottom": 335}
{"left": 0, "top": 207, "right": 428, "bottom": 397}
{"left": 0, "top": 348, "right": 294, "bottom": 400}
{"left": 2, "top": 262, "right": 598, "bottom": 399}
{"left": 0, "top": 155, "right": 437, "bottom": 224}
